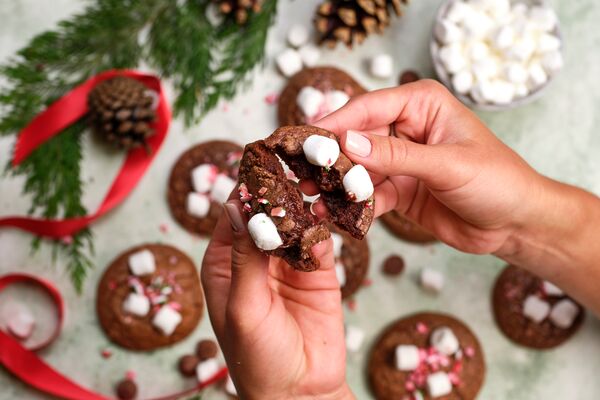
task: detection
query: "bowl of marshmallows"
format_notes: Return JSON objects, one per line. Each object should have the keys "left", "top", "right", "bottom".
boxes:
{"left": 430, "top": 0, "right": 563, "bottom": 110}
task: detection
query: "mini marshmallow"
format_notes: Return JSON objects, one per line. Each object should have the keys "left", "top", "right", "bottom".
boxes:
{"left": 491, "top": 80, "right": 516, "bottom": 105}
{"left": 248, "top": 213, "right": 283, "bottom": 251}
{"left": 435, "top": 20, "right": 464, "bottom": 45}
{"left": 471, "top": 58, "right": 500, "bottom": 82}
{"left": 152, "top": 305, "right": 182, "bottom": 335}
{"left": 128, "top": 249, "right": 156, "bottom": 276}
{"left": 225, "top": 375, "right": 238, "bottom": 396}
{"left": 493, "top": 26, "right": 515, "bottom": 50}
{"left": 439, "top": 44, "right": 468, "bottom": 74}
{"left": 522, "top": 295, "right": 550, "bottom": 323}
{"left": 395, "top": 344, "right": 420, "bottom": 371}
{"left": 342, "top": 165, "right": 374, "bottom": 202}
{"left": 210, "top": 174, "right": 237, "bottom": 204}
{"left": 485, "top": 0, "right": 510, "bottom": 19}
{"left": 507, "top": 37, "right": 536, "bottom": 62}
{"left": 196, "top": 358, "right": 220, "bottom": 383}
{"left": 445, "top": 1, "right": 473, "bottom": 24}
{"left": 529, "top": 6, "right": 557, "bottom": 32}
{"left": 326, "top": 90, "right": 350, "bottom": 113}
{"left": 345, "top": 325, "right": 365, "bottom": 353}
{"left": 187, "top": 192, "right": 211, "bottom": 218}
{"left": 537, "top": 33, "right": 561, "bottom": 54}
{"left": 420, "top": 268, "right": 444, "bottom": 293}
{"left": 462, "top": 10, "right": 494, "bottom": 39}
{"left": 527, "top": 62, "right": 548, "bottom": 89}
{"left": 276, "top": 48, "right": 303, "bottom": 77}
{"left": 297, "top": 87, "right": 325, "bottom": 118}
{"left": 6, "top": 305, "right": 35, "bottom": 340}
{"left": 123, "top": 293, "right": 150, "bottom": 317}
{"left": 542, "top": 280, "right": 564, "bottom": 297}
{"left": 427, "top": 371, "right": 453, "bottom": 398}
{"left": 298, "top": 44, "right": 321, "bottom": 67}
{"left": 541, "top": 51, "right": 563, "bottom": 74}
{"left": 191, "top": 164, "right": 217, "bottom": 193}
{"left": 369, "top": 54, "right": 394, "bottom": 79}
{"left": 335, "top": 262, "right": 347, "bottom": 287}
{"left": 549, "top": 299, "right": 579, "bottom": 329}
{"left": 302, "top": 135, "right": 340, "bottom": 168}
{"left": 430, "top": 326, "right": 460, "bottom": 356}
{"left": 514, "top": 83, "right": 530, "bottom": 98}
{"left": 471, "top": 79, "right": 497, "bottom": 103}
{"left": 511, "top": 3, "right": 528, "bottom": 19}
{"left": 452, "top": 70, "right": 474, "bottom": 94}
{"left": 331, "top": 232, "right": 344, "bottom": 258}
{"left": 505, "top": 63, "right": 528, "bottom": 84}
{"left": 287, "top": 24, "right": 309, "bottom": 48}
{"left": 466, "top": 41, "right": 490, "bottom": 62}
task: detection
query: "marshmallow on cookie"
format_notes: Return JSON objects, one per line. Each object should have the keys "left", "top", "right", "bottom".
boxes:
{"left": 152, "top": 305, "right": 182, "bottom": 336}
{"left": 343, "top": 165, "right": 374, "bottom": 202}
{"left": 296, "top": 86, "right": 350, "bottom": 124}
{"left": 128, "top": 249, "right": 156, "bottom": 276}
{"left": 248, "top": 213, "right": 284, "bottom": 251}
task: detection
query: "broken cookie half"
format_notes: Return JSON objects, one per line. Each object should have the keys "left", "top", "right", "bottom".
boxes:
{"left": 238, "top": 125, "right": 375, "bottom": 271}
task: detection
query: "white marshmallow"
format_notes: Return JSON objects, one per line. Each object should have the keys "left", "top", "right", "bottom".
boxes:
{"left": 541, "top": 51, "right": 563, "bottom": 74}
{"left": 505, "top": 63, "right": 528, "bottom": 84}
{"left": 152, "top": 305, "right": 182, "bottom": 335}
{"left": 369, "top": 54, "right": 394, "bottom": 79}
{"left": 462, "top": 10, "right": 494, "bottom": 39}
{"left": 435, "top": 20, "right": 464, "bottom": 44}
{"left": 486, "top": 0, "right": 510, "bottom": 19}
{"left": 302, "top": 135, "right": 340, "bottom": 168}
{"left": 445, "top": 1, "right": 473, "bottom": 24}
{"left": 466, "top": 41, "right": 490, "bottom": 62}
{"left": 210, "top": 174, "right": 237, "bottom": 204}
{"left": 491, "top": 80, "right": 516, "bottom": 105}
{"left": 420, "top": 268, "right": 444, "bottom": 293}
{"left": 529, "top": 6, "right": 558, "bottom": 32}
{"left": 342, "top": 165, "right": 374, "bottom": 202}
{"left": 507, "top": 37, "right": 536, "bottom": 62}
{"left": 469, "top": 84, "right": 487, "bottom": 104}
{"left": 471, "top": 79, "right": 497, "bottom": 103}
{"left": 430, "top": 326, "right": 460, "bottom": 356}
{"left": 395, "top": 344, "right": 420, "bottom": 371}
{"left": 549, "top": 299, "right": 579, "bottom": 329}
{"left": 248, "top": 213, "right": 283, "bottom": 251}
{"left": 123, "top": 293, "right": 150, "bottom": 317}
{"left": 331, "top": 232, "right": 344, "bottom": 258}
{"left": 522, "top": 295, "right": 550, "bottom": 323}
{"left": 187, "top": 192, "right": 211, "bottom": 218}
{"left": 276, "top": 48, "right": 303, "bottom": 77}
{"left": 225, "top": 375, "right": 238, "bottom": 396}
{"left": 297, "top": 87, "right": 325, "bottom": 118}
{"left": 527, "top": 62, "right": 548, "bottom": 89}
{"left": 511, "top": 3, "right": 528, "bottom": 19}
{"left": 514, "top": 83, "right": 530, "bottom": 98}
{"left": 439, "top": 44, "right": 468, "bottom": 74}
{"left": 326, "top": 90, "right": 350, "bottom": 113}
{"left": 493, "top": 26, "right": 515, "bottom": 50}
{"left": 452, "top": 70, "right": 474, "bottom": 94}
{"left": 542, "top": 280, "right": 564, "bottom": 297}
{"left": 537, "top": 33, "right": 561, "bottom": 54}
{"left": 6, "top": 304, "right": 35, "bottom": 340}
{"left": 191, "top": 164, "right": 217, "bottom": 193}
{"left": 345, "top": 325, "right": 365, "bottom": 353}
{"left": 298, "top": 44, "right": 321, "bottom": 67}
{"left": 471, "top": 58, "right": 500, "bottom": 82}
{"left": 128, "top": 249, "right": 156, "bottom": 276}
{"left": 287, "top": 24, "right": 309, "bottom": 48}
{"left": 196, "top": 358, "right": 220, "bottom": 383}
{"left": 335, "top": 262, "right": 347, "bottom": 287}
{"left": 427, "top": 371, "right": 453, "bottom": 398}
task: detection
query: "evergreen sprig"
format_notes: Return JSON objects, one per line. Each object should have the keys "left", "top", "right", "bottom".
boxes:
{"left": 0, "top": 0, "right": 278, "bottom": 291}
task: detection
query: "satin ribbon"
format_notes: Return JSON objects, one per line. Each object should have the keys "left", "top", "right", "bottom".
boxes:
{"left": 0, "top": 70, "right": 171, "bottom": 238}
{"left": 0, "top": 273, "right": 228, "bottom": 400}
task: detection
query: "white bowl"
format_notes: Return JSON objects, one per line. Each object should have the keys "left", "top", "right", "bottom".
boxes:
{"left": 430, "top": 0, "right": 563, "bottom": 111}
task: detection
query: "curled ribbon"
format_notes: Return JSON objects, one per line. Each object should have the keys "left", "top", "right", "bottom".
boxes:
{"left": 0, "top": 273, "right": 228, "bottom": 400}
{"left": 0, "top": 70, "right": 171, "bottom": 238}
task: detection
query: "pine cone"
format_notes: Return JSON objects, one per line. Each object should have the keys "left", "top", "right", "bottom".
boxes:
{"left": 214, "top": 0, "right": 264, "bottom": 25}
{"left": 314, "top": 0, "right": 408, "bottom": 48}
{"left": 88, "top": 77, "right": 156, "bottom": 150}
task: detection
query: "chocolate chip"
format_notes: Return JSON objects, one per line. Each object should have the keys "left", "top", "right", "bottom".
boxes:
{"left": 178, "top": 354, "right": 199, "bottom": 377}
{"left": 116, "top": 379, "right": 137, "bottom": 400}
{"left": 399, "top": 70, "right": 421, "bottom": 85}
{"left": 382, "top": 255, "right": 405, "bottom": 276}
{"left": 195, "top": 339, "right": 218, "bottom": 361}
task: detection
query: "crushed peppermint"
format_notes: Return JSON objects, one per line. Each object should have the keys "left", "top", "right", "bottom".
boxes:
{"left": 258, "top": 187, "right": 268, "bottom": 195}
{"left": 169, "top": 302, "right": 182, "bottom": 311}
{"left": 365, "top": 199, "right": 374, "bottom": 209}
{"left": 286, "top": 170, "right": 297, "bottom": 180}
{"left": 416, "top": 322, "right": 429, "bottom": 335}
{"left": 159, "top": 223, "right": 169, "bottom": 234}
{"left": 264, "top": 92, "right": 279, "bottom": 105}
{"left": 243, "top": 203, "right": 252, "bottom": 213}
{"left": 239, "top": 183, "right": 252, "bottom": 202}
{"left": 258, "top": 198, "right": 270, "bottom": 205}
{"left": 125, "top": 370, "right": 136, "bottom": 380}
{"left": 101, "top": 349, "right": 113, "bottom": 359}
{"left": 227, "top": 151, "right": 243, "bottom": 166}
{"left": 464, "top": 346, "right": 475, "bottom": 358}
{"left": 270, "top": 207, "right": 286, "bottom": 217}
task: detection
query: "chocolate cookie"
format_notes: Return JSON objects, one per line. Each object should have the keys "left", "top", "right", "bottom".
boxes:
{"left": 168, "top": 140, "right": 243, "bottom": 236}
{"left": 492, "top": 265, "right": 585, "bottom": 349}
{"left": 330, "top": 225, "right": 370, "bottom": 299}
{"left": 368, "top": 313, "right": 485, "bottom": 400}
{"left": 238, "top": 126, "right": 374, "bottom": 271}
{"left": 380, "top": 211, "right": 437, "bottom": 244}
{"left": 278, "top": 67, "right": 367, "bottom": 126}
{"left": 97, "top": 244, "right": 203, "bottom": 350}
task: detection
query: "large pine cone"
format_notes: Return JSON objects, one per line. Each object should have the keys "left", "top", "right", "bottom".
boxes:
{"left": 88, "top": 77, "right": 156, "bottom": 150}
{"left": 214, "top": 0, "right": 264, "bottom": 25}
{"left": 315, "top": 0, "right": 408, "bottom": 48}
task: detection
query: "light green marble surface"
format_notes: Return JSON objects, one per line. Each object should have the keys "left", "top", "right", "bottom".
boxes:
{"left": 1, "top": 0, "right": 599, "bottom": 399}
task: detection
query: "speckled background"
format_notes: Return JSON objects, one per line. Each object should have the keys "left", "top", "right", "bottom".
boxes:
{"left": 1, "top": 0, "right": 599, "bottom": 399}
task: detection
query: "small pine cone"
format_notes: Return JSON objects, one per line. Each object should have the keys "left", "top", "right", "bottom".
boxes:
{"left": 214, "top": 0, "right": 264, "bottom": 25}
{"left": 314, "top": 0, "right": 408, "bottom": 48}
{"left": 88, "top": 77, "right": 156, "bottom": 150}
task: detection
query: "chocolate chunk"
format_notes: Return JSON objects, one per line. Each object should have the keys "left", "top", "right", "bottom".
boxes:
{"left": 178, "top": 354, "right": 199, "bottom": 377}
{"left": 382, "top": 255, "right": 405, "bottom": 276}
{"left": 116, "top": 379, "right": 137, "bottom": 400}
{"left": 196, "top": 339, "right": 218, "bottom": 361}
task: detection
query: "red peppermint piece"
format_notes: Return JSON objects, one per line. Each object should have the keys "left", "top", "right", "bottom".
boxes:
{"left": 271, "top": 207, "right": 286, "bottom": 217}
{"left": 125, "top": 370, "right": 136, "bottom": 380}
{"left": 464, "top": 346, "right": 475, "bottom": 358}
{"left": 416, "top": 322, "right": 429, "bottom": 334}
{"left": 258, "top": 187, "right": 268, "bottom": 195}
{"left": 448, "top": 372, "right": 461, "bottom": 386}
{"left": 347, "top": 299, "right": 357, "bottom": 311}
{"left": 362, "top": 278, "right": 373, "bottom": 287}
{"left": 243, "top": 203, "right": 252, "bottom": 213}
{"left": 258, "top": 198, "right": 270, "bottom": 205}
{"left": 158, "top": 223, "right": 169, "bottom": 234}
{"left": 405, "top": 381, "right": 416, "bottom": 392}
{"left": 264, "top": 93, "right": 279, "bottom": 105}
{"left": 101, "top": 349, "right": 113, "bottom": 359}
{"left": 169, "top": 302, "right": 182, "bottom": 311}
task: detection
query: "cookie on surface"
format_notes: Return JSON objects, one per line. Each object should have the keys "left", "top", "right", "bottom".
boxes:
{"left": 278, "top": 67, "right": 366, "bottom": 126}
{"left": 492, "top": 265, "right": 585, "bottom": 349}
{"left": 97, "top": 244, "right": 203, "bottom": 351}
{"left": 380, "top": 210, "right": 437, "bottom": 244}
{"left": 330, "top": 225, "right": 370, "bottom": 299}
{"left": 168, "top": 140, "right": 243, "bottom": 236}
{"left": 368, "top": 312, "right": 485, "bottom": 400}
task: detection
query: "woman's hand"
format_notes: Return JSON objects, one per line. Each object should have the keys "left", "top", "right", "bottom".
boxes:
{"left": 201, "top": 201, "right": 354, "bottom": 400}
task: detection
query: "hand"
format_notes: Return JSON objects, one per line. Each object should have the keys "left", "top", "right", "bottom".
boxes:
{"left": 313, "top": 80, "right": 544, "bottom": 255}
{"left": 201, "top": 200, "right": 354, "bottom": 400}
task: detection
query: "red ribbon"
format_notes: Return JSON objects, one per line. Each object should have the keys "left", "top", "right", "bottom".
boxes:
{"left": 0, "top": 70, "right": 171, "bottom": 238}
{"left": 0, "top": 273, "right": 228, "bottom": 400}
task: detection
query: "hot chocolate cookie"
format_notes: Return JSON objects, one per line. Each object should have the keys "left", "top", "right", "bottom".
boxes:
{"left": 381, "top": 210, "right": 437, "bottom": 244}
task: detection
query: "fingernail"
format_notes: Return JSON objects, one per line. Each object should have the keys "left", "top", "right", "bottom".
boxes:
{"left": 345, "top": 130, "right": 372, "bottom": 157}
{"left": 223, "top": 202, "right": 245, "bottom": 233}
{"left": 311, "top": 237, "right": 331, "bottom": 257}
